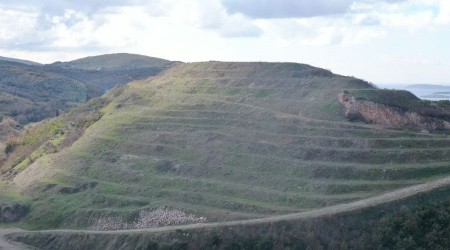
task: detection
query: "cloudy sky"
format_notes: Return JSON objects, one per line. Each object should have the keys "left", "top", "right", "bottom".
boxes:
{"left": 0, "top": 0, "right": 449, "bottom": 84}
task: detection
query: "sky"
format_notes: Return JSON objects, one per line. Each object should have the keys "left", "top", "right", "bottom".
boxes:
{"left": 0, "top": 0, "right": 449, "bottom": 85}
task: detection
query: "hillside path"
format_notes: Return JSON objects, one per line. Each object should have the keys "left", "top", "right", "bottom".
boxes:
{"left": 27, "top": 175, "right": 450, "bottom": 235}
{"left": 0, "top": 228, "right": 31, "bottom": 250}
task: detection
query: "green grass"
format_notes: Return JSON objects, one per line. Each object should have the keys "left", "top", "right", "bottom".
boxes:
{"left": 3, "top": 61, "right": 450, "bottom": 230}
{"left": 11, "top": 186, "right": 450, "bottom": 249}
{"left": 0, "top": 181, "right": 29, "bottom": 203}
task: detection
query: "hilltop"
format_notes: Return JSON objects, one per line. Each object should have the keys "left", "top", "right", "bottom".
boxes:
{"left": 51, "top": 53, "right": 174, "bottom": 71}
{"left": 1, "top": 61, "right": 449, "bottom": 233}
{"left": 46, "top": 53, "right": 178, "bottom": 98}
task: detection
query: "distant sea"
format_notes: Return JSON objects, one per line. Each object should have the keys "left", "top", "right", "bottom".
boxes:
{"left": 376, "top": 83, "right": 450, "bottom": 101}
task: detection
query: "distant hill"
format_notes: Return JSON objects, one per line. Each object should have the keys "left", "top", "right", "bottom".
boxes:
{"left": 53, "top": 53, "right": 173, "bottom": 70}
{"left": 47, "top": 53, "right": 178, "bottom": 97}
{"left": 0, "top": 60, "right": 88, "bottom": 124}
{"left": 3, "top": 61, "right": 450, "bottom": 232}
{"left": 406, "top": 84, "right": 450, "bottom": 100}
{"left": 407, "top": 84, "right": 450, "bottom": 89}
{"left": 0, "top": 54, "right": 176, "bottom": 124}
{"left": 0, "top": 56, "right": 41, "bottom": 66}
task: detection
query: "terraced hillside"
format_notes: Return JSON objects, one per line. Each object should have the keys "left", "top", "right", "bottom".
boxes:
{"left": 4, "top": 62, "right": 450, "bottom": 230}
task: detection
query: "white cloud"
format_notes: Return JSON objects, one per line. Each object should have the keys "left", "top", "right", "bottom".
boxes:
{"left": 353, "top": 14, "right": 381, "bottom": 26}
{"left": 256, "top": 17, "right": 386, "bottom": 47}
{"left": 162, "top": 0, "right": 262, "bottom": 37}
{"left": 222, "top": 0, "right": 409, "bottom": 19}
{"left": 0, "top": 7, "right": 38, "bottom": 44}
{"left": 0, "top": 0, "right": 449, "bottom": 84}
{"left": 47, "top": 10, "right": 97, "bottom": 48}
{"left": 1, "top": 0, "right": 443, "bottom": 53}
{"left": 213, "top": 14, "right": 261, "bottom": 38}
{"left": 437, "top": 0, "right": 450, "bottom": 24}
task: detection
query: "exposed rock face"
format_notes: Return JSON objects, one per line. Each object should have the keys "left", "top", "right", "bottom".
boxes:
{"left": 0, "top": 203, "right": 27, "bottom": 223}
{"left": 338, "top": 92, "right": 450, "bottom": 131}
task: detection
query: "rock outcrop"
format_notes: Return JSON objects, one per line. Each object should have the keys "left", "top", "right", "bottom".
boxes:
{"left": 0, "top": 204, "right": 27, "bottom": 223}
{"left": 338, "top": 92, "right": 450, "bottom": 131}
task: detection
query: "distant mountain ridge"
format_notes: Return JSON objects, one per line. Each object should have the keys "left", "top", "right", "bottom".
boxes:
{"left": 0, "top": 53, "right": 176, "bottom": 124}
{"left": 377, "top": 83, "right": 450, "bottom": 100}
{"left": 51, "top": 53, "right": 174, "bottom": 70}
{"left": 46, "top": 53, "right": 178, "bottom": 98}
{"left": 407, "top": 84, "right": 450, "bottom": 89}
{"left": 0, "top": 60, "right": 88, "bottom": 124}
{"left": 0, "top": 56, "right": 42, "bottom": 66}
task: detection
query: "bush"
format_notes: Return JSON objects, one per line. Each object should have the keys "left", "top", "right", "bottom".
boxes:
{"left": 4, "top": 135, "right": 19, "bottom": 154}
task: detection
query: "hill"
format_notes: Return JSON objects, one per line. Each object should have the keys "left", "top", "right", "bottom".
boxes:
{"left": 0, "top": 54, "right": 175, "bottom": 125}
{"left": 407, "top": 84, "right": 450, "bottom": 89}
{"left": 1, "top": 61, "right": 450, "bottom": 232}
{"left": 53, "top": 53, "right": 174, "bottom": 71}
{"left": 46, "top": 53, "right": 178, "bottom": 98}
{"left": 407, "top": 84, "right": 450, "bottom": 100}
{"left": 0, "top": 60, "right": 88, "bottom": 124}
{"left": 0, "top": 56, "right": 41, "bottom": 66}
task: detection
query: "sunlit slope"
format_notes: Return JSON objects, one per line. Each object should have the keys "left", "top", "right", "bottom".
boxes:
{"left": 14, "top": 62, "right": 450, "bottom": 228}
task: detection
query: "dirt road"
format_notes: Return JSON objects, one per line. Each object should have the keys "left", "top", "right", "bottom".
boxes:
{"left": 38, "top": 175, "right": 450, "bottom": 235}
{"left": 0, "top": 228, "right": 30, "bottom": 250}
{"left": 2, "top": 175, "right": 450, "bottom": 249}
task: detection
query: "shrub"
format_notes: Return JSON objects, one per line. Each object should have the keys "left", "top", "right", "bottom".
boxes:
{"left": 4, "top": 135, "right": 19, "bottom": 154}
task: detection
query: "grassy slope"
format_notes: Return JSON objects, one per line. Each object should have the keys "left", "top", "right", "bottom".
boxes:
{"left": 0, "top": 88, "right": 121, "bottom": 202}
{"left": 5, "top": 62, "right": 450, "bottom": 230}
{"left": 11, "top": 185, "right": 450, "bottom": 249}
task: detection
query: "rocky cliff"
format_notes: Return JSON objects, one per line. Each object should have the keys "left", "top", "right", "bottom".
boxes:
{"left": 338, "top": 92, "right": 450, "bottom": 132}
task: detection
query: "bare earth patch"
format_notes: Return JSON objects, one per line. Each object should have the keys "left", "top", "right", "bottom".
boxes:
{"left": 89, "top": 208, "right": 207, "bottom": 231}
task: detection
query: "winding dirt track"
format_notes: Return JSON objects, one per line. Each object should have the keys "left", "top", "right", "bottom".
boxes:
{"left": 1, "top": 176, "right": 450, "bottom": 249}
{"left": 0, "top": 228, "right": 30, "bottom": 250}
